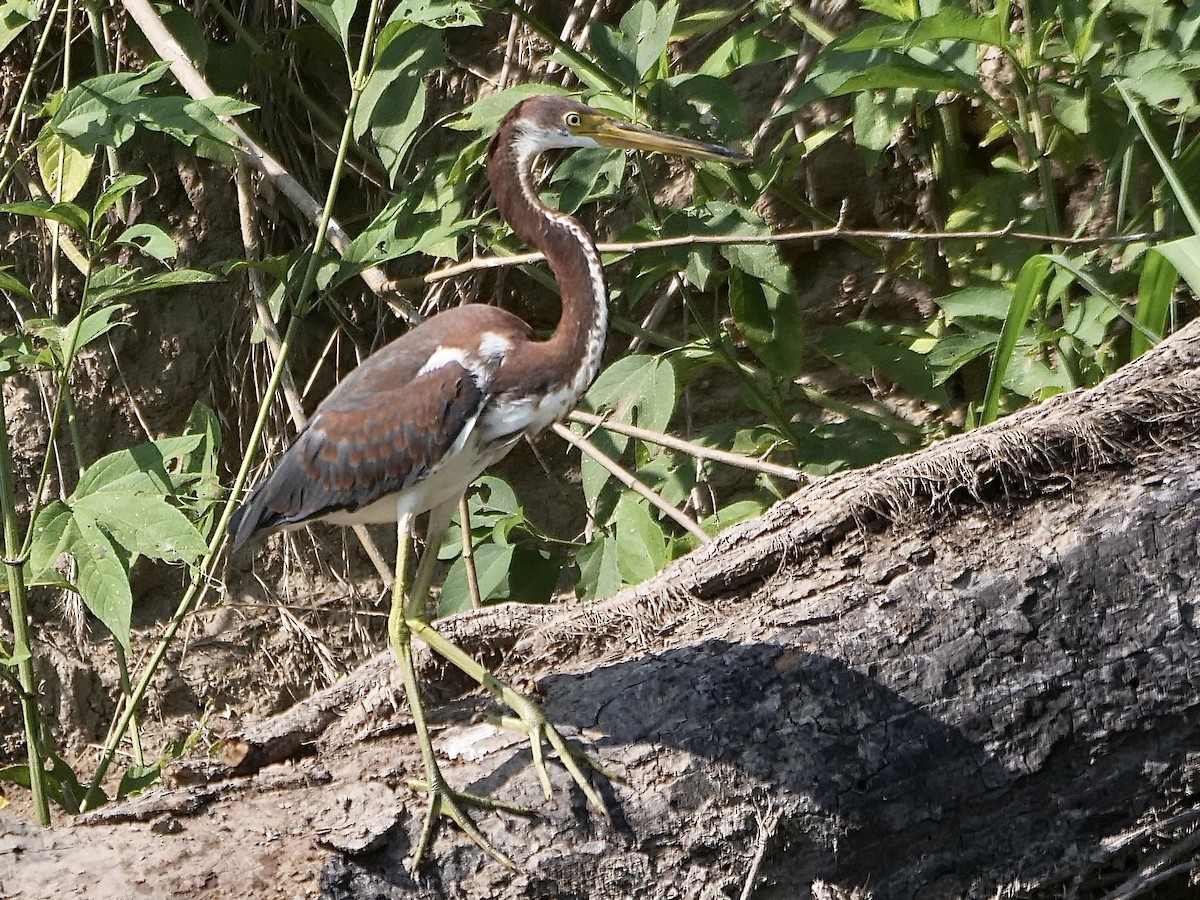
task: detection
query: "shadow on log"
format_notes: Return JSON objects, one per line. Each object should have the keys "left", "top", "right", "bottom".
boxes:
{"left": 6, "top": 322, "right": 1200, "bottom": 900}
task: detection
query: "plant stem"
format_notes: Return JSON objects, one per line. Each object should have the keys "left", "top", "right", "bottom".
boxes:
{"left": 0, "top": 393, "right": 51, "bottom": 825}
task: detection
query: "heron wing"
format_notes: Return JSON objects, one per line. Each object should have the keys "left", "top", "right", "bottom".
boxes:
{"left": 228, "top": 359, "right": 487, "bottom": 549}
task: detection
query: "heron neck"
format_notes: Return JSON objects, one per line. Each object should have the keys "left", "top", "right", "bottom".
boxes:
{"left": 487, "top": 131, "right": 608, "bottom": 395}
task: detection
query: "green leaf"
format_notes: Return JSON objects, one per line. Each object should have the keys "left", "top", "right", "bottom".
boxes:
{"left": 437, "top": 542, "right": 514, "bottom": 617}
{"left": 297, "top": 0, "right": 357, "bottom": 51}
{"left": 0, "top": 199, "right": 89, "bottom": 234}
{"left": 74, "top": 434, "right": 204, "bottom": 498}
{"left": 981, "top": 255, "right": 1053, "bottom": 425}
{"left": 1131, "top": 250, "right": 1177, "bottom": 359}
{"left": 114, "top": 223, "right": 177, "bottom": 261}
{"left": 0, "top": 267, "right": 34, "bottom": 303}
{"left": 49, "top": 62, "right": 172, "bottom": 154}
{"left": 817, "top": 321, "right": 950, "bottom": 406}
{"left": 576, "top": 533, "right": 622, "bottom": 601}
{"left": 934, "top": 286, "right": 1013, "bottom": 321}
{"left": 613, "top": 496, "right": 666, "bottom": 584}
{"left": 577, "top": 356, "right": 676, "bottom": 509}
{"left": 835, "top": 7, "right": 1008, "bottom": 53}
{"left": 70, "top": 513, "right": 134, "bottom": 650}
{"left": 385, "top": 0, "right": 480, "bottom": 29}
{"left": 87, "top": 265, "right": 221, "bottom": 305}
{"left": 590, "top": 0, "right": 679, "bottom": 86}
{"left": 355, "top": 25, "right": 442, "bottom": 186}
{"left": 1154, "top": 234, "right": 1200, "bottom": 296}
{"left": 36, "top": 128, "right": 94, "bottom": 203}
{"left": 73, "top": 492, "right": 207, "bottom": 563}
{"left": 28, "top": 500, "right": 74, "bottom": 582}
{"left": 450, "top": 84, "right": 572, "bottom": 133}
{"left": 699, "top": 26, "right": 793, "bottom": 77}
{"left": 0, "top": 0, "right": 37, "bottom": 58}
{"left": 93, "top": 174, "right": 146, "bottom": 222}
{"left": 727, "top": 269, "right": 805, "bottom": 377}
{"left": 28, "top": 303, "right": 129, "bottom": 361}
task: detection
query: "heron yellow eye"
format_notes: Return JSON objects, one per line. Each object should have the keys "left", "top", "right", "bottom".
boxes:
{"left": 565, "top": 112, "right": 582, "bottom": 128}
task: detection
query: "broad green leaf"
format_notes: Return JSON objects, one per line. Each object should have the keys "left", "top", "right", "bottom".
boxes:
{"left": 699, "top": 499, "right": 766, "bottom": 538}
{"left": 385, "top": 0, "right": 480, "bottom": 29}
{"left": 817, "top": 321, "right": 950, "bottom": 407}
{"left": 73, "top": 492, "right": 207, "bottom": 563}
{"left": 0, "top": 199, "right": 89, "bottom": 234}
{"left": 0, "top": 0, "right": 37, "bottom": 57}
{"left": 613, "top": 496, "right": 666, "bottom": 584}
{"left": 49, "top": 63, "right": 172, "bottom": 154}
{"left": 28, "top": 500, "right": 74, "bottom": 581}
{"left": 437, "top": 542, "right": 514, "bottom": 617}
{"left": 784, "top": 52, "right": 970, "bottom": 111}
{"left": 853, "top": 88, "right": 915, "bottom": 156}
{"left": 980, "top": 254, "right": 1053, "bottom": 425}
{"left": 934, "top": 287, "right": 1013, "bottom": 322}
{"left": 87, "top": 266, "right": 221, "bottom": 305}
{"left": 114, "top": 224, "right": 177, "bottom": 261}
{"left": 1131, "top": 250, "right": 1177, "bottom": 359}
{"left": 451, "top": 84, "right": 572, "bottom": 133}
{"left": 28, "top": 303, "right": 129, "bottom": 361}
{"left": 0, "top": 268, "right": 34, "bottom": 302}
{"left": 93, "top": 174, "right": 146, "bottom": 222}
{"left": 355, "top": 25, "right": 442, "bottom": 186}
{"left": 590, "top": 0, "right": 678, "bottom": 86}
{"left": 728, "top": 269, "right": 805, "bottom": 378}
{"left": 70, "top": 513, "right": 133, "bottom": 650}
{"left": 36, "top": 129, "right": 94, "bottom": 203}
{"left": 1155, "top": 234, "right": 1200, "bottom": 296}
{"left": 699, "top": 26, "right": 792, "bottom": 77}
{"left": 297, "top": 0, "right": 357, "bottom": 51}
{"left": 74, "top": 434, "right": 204, "bottom": 498}
{"left": 926, "top": 328, "right": 999, "bottom": 381}
{"left": 578, "top": 355, "right": 676, "bottom": 509}
{"left": 835, "top": 7, "right": 1008, "bottom": 53}
{"left": 576, "top": 533, "right": 622, "bottom": 601}
{"left": 550, "top": 148, "right": 625, "bottom": 214}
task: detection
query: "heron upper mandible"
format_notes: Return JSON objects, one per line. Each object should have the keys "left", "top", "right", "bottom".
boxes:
{"left": 228, "top": 94, "right": 749, "bottom": 870}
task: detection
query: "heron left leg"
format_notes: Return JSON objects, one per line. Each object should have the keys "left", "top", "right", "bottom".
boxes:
{"left": 388, "top": 506, "right": 522, "bottom": 873}
{"left": 401, "top": 505, "right": 613, "bottom": 816}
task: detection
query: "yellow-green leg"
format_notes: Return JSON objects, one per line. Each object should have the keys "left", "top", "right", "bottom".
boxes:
{"left": 389, "top": 499, "right": 615, "bottom": 872}
{"left": 406, "top": 503, "right": 614, "bottom": 819}
{"left": 388, "top": 507, "right": 524, "bottom": 873}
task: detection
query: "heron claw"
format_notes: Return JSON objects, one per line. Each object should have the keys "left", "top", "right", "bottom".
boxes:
{"left": 493, "top": 692, "right": 614, "bottom": 821}
{"left": 406, "top": 769, "right": 527, "bottom": 874}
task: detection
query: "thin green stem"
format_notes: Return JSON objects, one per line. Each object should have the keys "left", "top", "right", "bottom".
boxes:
{"left": 0, "top": 0, "right": 65, "bottom": 198}
{"left": 0, "top": 390, "right": 51, "bottom": 825}
{"left": 112, "top": 642, "right": 144, "bottom": 768}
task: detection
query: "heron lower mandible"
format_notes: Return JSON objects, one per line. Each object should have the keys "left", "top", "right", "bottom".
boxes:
{"left": 228, "top": 94, "right": 749, "bottom": 871}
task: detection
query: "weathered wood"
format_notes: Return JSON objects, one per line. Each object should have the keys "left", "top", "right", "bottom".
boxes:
{"left": 6, "top": 323, "right": 1200, "bottom": 900}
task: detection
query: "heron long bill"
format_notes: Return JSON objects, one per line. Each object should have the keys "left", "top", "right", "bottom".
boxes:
{"left": 577, "top": 112, "right": 752, "bottom": 166}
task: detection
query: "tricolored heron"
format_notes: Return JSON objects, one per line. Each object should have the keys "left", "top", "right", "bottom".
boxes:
{"left": 228, "top": 94, "right": 749, "bottom": 870}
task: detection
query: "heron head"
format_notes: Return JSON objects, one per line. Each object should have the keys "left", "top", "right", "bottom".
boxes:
{"left": 504, "top": 94, "right": 750, "bottom": 166}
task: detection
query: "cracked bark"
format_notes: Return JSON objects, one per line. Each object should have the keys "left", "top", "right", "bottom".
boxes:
{"left": 8, "top": 322, "right": 1200, "bottom": 900}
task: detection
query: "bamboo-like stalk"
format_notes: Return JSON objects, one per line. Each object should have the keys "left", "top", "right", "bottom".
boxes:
{"left": 568, "top": 410, "right": 805, "bottom": 482}
{"left": 552, "top": 422, "right": 711, "bottom": 544}
{"left": 0, "top": 395, "right": 51, "bottom": 825}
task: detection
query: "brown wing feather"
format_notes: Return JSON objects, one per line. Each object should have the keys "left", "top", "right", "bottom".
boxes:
{"left": 228, "top": 305, "right": 532, "bottom": 550}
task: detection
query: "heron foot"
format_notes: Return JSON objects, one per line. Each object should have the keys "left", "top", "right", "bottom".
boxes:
{"left": 405, "top": 763, "right": 532, "bottom": 874}
{"left": 406, "top": 618, "right": 617, "bottom": 821}
{"left": 492, "top": 689, "right": 616, "bottom": 820}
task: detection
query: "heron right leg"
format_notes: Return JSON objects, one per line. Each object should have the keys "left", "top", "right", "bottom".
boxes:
{"left": 387, "top": 508, "right": 521, "bottom": 873}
